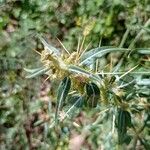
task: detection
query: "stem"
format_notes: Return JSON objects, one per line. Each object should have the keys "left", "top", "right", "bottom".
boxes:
{"left": 114, "top": 18, "right": 150, "bottom": 72}
{"left": 96, "top": 71, "right": 150, "bottom": 75}
{"left": 128, "top": 18, "right": 150, "bottom": 49}
{"left": 79, "top": 36, "right": 86, "bottom": 55}
{"left": 119, "top": 28, "right": 130, "bottom": 48}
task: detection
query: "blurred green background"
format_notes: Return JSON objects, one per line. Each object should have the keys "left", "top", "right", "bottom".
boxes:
{"left": 0, "top": 0, "right": 150, "bottom": 149}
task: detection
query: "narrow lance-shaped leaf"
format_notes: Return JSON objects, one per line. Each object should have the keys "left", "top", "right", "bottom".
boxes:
{"left": 62, "top": 95, "right": 84, "bottom": 120}
{"left": 55, "top": 77, "right": 71, "bottom": 121}
{"left": 85, "top": 82, "right": 100, "bottom": 107}
{"left": 117, "top": 109, "right": 127, "bottom": 144}
{"left": 24, "top": 67, "right": 45, "bottom": 73}
{"left": 68, "top": 95, "right": 84, "bottom": 108}
{"left": 117, "top": 108, "right": 132, "bottom": 144}
{"left": 124, "top": 111, "right": 132, "bottom": 128}
{"left": 80, "top": 47, "right": 129, "bottom": 65}
{"left": 25, "top": 67, "right": 49, "bottom": 78}
{"left": 80, "top": 46, "right": 114, "bottom": 66}
{"left": 135, "top": 48, "right": 150, "bottom": 55}
{"left": 68, "top": 65, "right": 101, "bottom": 83}
{"left": 37, "top": 34, "right": 60, "bottom": 56}
{"left": 80, "top": 46, "right": 114, "bottom": 60}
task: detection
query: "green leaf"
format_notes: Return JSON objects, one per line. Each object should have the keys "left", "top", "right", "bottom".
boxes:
{"left": 85, "top": 82, "right": 100, "bottom": 107}
{"left": 80, "top": 47, "right": 129, "bottom": 65}
{"left": 117, "top": 109, "right": 126, "bottom": 143}
{"left": 136, "top": 79, "right": 150, "bottom": 86}
{"left": 55, "top": 77, "right": 71, "bottom": 121}
{"left": 136, "top": 48, "right": 150, "bottom": 54}
{"left": 68, "top": 94, "right": 84, "bottom": 108}
{"left": 24, "top": 67, "right": 45, "bottom": 73}
{"left": 117, "top": 109, "right": 132, "bottom": 144}
{"left": 124, "top": 111, "right": 132, "bottom": 128}
{"left": 25, "top": 67, "right": 49, "bottom": 78}
{"left": 63, "top": 95, "right": 84, "bottom": 119}
{"left": 68, "top": 65, "right": 101, "bottom": 83}
{"left": 37, "top": 34, "right": 60, "bottom": 55}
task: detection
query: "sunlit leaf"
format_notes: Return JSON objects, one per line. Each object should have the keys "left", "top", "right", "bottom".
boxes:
{"left": 80, "top": 47, "right": 129, "bottom": 65}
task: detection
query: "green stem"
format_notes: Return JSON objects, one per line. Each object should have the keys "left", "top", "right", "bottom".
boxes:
{"left": 119, "top": 28, "right": 130, "bottom": 48}
{"left": 128, "top": 18, "right": 150, "bottom": 49}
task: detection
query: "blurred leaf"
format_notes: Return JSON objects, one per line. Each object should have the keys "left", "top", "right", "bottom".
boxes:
{"left": 34, "top": 120, "right": 45, "bottom": 127}
{"left": 136, "top": 48, "right": 150, "bottom": 54}
{"left": 136, "top": 79, "right": 150, "bottom": 86}
{"left": 123, "top": 134, "right": 132, "bottom": 145}
{"left": 139, "top": 25, "right": 150, "bottom": 33}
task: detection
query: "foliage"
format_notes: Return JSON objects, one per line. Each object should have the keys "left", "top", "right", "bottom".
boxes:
{"left": 0, "top": 0, "right": 150, "bottom": 149}
{"left": 26, "top": 22, "right": 150, "bottom": 149}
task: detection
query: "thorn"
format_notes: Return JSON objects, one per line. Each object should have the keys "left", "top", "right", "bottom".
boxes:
{"left": 79, "top": 36, "right": 86, "bottom": 55}
{"left": 118, "top": 64, "right": 139, "bottom": 80}
{"left": 79, "top": 42, "right": 91, "bottom": 59}
{"left": 42, "top": 76, "right": 50, "bottom": 86}
{"left": 77, "top": 36, "right": 81, "bottom": 54}
{"left": 33, "top": 49, "right": 41, "bottom": 55}
{"left": 57, "top": 38, "right": 71, "bottom": 55}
